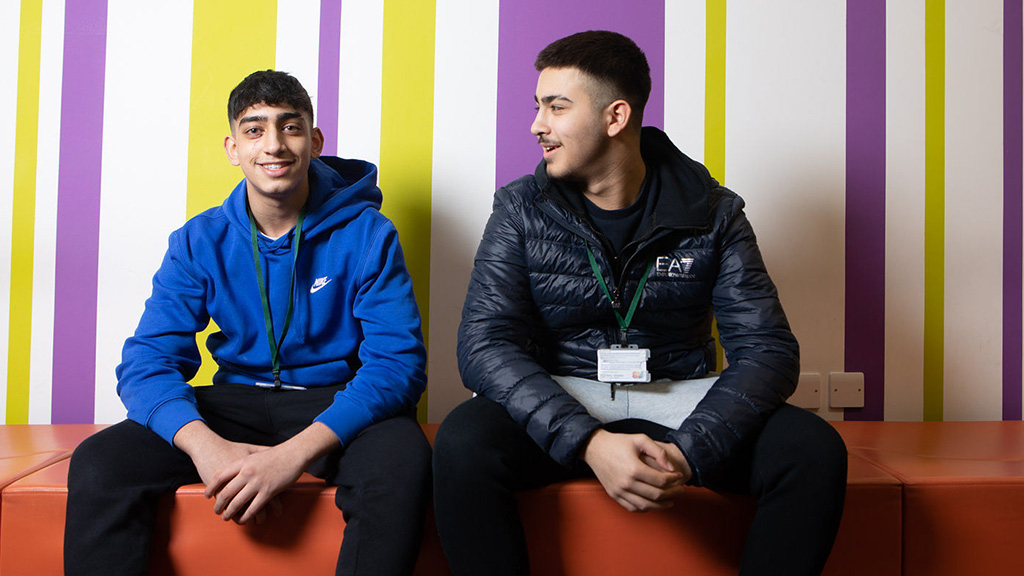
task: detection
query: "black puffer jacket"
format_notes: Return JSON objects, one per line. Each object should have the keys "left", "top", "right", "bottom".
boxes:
{"left": 457, "top": 127, "right": 799, "bottom": 485}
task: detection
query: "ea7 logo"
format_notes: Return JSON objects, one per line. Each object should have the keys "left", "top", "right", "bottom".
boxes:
{"left": 655, "top": 256, "right": 695, "bottom": 278}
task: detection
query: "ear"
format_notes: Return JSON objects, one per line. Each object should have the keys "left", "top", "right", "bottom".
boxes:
{"left": 224, "top": 134, "right": 241, "bottom": 166}
{"left": 311, "top": 127, "right": 325, "bottom": 159}
{"left": 605, "top": 99, "right": 632, "bottom": 138}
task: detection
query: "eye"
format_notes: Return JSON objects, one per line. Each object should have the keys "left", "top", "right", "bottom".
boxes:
{"left": 244, "top": 126, "right": 262, "bottom": 136}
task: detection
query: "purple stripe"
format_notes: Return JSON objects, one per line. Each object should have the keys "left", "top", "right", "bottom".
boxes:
{"left": 51, "top": 0, "right": 108, "bottom": 424}
{"left": 495, "top": 0, "right": 665, "bottom": 188}
{"left": 318, "top": 0, "right": 342, "bottom": 156}
{"left": 843, "top": 0, "right": 886, "bottom": 421}
{"left": 1004, "top": 0, "right": 1023, "bottom": 421}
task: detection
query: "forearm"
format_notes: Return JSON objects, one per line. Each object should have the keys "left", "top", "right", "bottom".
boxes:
{"left": 278, "top": 422, "right": 340, "bottom": 467}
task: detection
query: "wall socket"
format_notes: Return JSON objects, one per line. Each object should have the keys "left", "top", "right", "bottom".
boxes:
{"left": 790, "top": 372, "right": 821, "bottom": 409}
{"left": 829, "top": 372, "right": 865, "bottom": 408}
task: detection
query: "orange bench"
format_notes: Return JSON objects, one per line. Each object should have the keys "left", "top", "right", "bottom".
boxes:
{"left": 2, "top": 422, "right": 901, "bottom": 575}
{"left": 2, "top": 421, "right": 1015, "bottom": 575}
{"left": 838, "top": 421, "right": 1024, "bottom": 576}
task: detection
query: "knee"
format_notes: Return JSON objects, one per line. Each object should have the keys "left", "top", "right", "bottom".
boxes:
{"left": 776, "top": 408, "right": 848, "bottom": 488}
{"left": 433, "top": 398, "right": 511, "bottom": 483}
{"left": 68, "top": 429, "right": 124, "bottom": 495}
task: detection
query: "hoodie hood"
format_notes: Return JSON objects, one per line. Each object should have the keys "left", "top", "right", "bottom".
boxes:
{"left": 222, "top": 156, "right": 382, "bottom": 244}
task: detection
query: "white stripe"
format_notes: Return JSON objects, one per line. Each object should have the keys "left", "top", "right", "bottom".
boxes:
{"left": 276, "top": 0, "right": 321, "bottom": 115}
{"left": 93, "top": 1, "right": 194, "bottom": 424}
{"left": 943, "top": 0, "right": 1003, "bottom": 420}
{"left": 427, "top": 0, "right": 499, "bottom": 422}
{"left": 337, "top": 0, "right": 383, "bottom": 166}
{"left": 725, "top": 1, "right": 847, "bottom": 419}
{"left": 28, "top": 0, "right": 67, "bottom": 424}
{"left": 0, "top": 0, "right": 22, "bottom": 420}
{"left": 884, "top": 0, "right": 926, "bottom": 421}
{"left": 663, "top": 0, "right": 706, "bottom": 164}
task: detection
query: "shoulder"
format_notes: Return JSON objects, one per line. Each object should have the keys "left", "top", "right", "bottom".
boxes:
{"left": 494, "top": 174, "right": 542, "bottom": 210}
{"left": 706, "top": 185, "right": 746, "bottom": 226}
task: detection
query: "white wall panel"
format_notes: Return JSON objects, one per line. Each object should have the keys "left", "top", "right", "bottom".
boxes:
{"left": 664, "top": 0, "right": 706, "bottom": 164}
{"left": 94, "top": 0, "right": 193, "bottom": 423}
{"left": 28, "top": 0, "right": 66, "bottom": 423}
{"left": 884, "top": 0, "right": 926, "bottom": 420}
{"left": 427, "top": 0, "right": 499, "bottom": 422}
{"left": 276, "top": 0, "right": 321, "bottom": 114}
{"left": 944, "top": 0, "right": 1003, "bottom": 420}
{"left": 726, "top": 1, "right": 847, "bottom": 419}
{"left": 337, "top": 0, "right": 384, "bottom": 167}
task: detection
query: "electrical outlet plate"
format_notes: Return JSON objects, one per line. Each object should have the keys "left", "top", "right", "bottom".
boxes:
{"left": 790, "top": 372, "right": 821, "bottom": 409}
{"left": 829, "top": 372, "right": 865, "bottom": 408}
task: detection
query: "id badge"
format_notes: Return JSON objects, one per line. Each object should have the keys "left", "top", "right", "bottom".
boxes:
{"left": 597, "top": 345, "right": 651, "bottom": 383}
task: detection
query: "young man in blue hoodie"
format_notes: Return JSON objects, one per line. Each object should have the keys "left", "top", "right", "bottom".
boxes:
{"left": 65, "top": 70, "right": 430, "bottom": 576}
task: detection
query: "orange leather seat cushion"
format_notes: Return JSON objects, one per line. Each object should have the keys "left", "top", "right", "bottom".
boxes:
{"left": 1, "top": 420, "right": 902, "bottom": 576}
{"left": 834, "top": 421, "right": 1024, "bottom": 576}
{"left": 519, "top": 451, "right": 901, "bottom": 576}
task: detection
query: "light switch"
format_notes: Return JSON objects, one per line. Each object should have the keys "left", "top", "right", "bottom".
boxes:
{"left": 790, "top": 372, "right": 821, "bottom": 409}
{"left": 829, "top": 372, "right": 865, "bottom": 408}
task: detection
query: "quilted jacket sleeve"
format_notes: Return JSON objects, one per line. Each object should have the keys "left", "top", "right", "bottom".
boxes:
{"left": 667, "top": 192, "right": 800, "bottom": 486}
{"left": 458, "top": 186, "right": 602, "bottom": 466}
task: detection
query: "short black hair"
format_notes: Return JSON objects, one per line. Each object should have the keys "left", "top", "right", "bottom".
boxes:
{"left": 535, "top": 30, "right": 651, "bottom": 125}
{"left": 227, "top": 70, "right": 314, "bottom": 125}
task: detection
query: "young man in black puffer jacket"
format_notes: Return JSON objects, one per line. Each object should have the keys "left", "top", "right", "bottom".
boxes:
{"left": 433, "top": 30, "right": 848, "bottom": 576}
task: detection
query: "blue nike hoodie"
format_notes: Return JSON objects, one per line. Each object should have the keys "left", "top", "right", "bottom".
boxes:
{"left": 117, "top": 157, "right": 426, "bottom": 446}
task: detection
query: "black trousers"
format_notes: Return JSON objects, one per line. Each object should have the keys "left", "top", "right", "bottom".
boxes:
{"left": 65, "top": 384, "right": 431, "bottom": 576}
{"left": 433, "top": 396, "right": 848, "bottom": 576}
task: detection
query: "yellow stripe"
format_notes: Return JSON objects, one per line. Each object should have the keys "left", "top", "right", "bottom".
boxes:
{"left": 706, "top": 0, "right": 726, "bottom": 371}
{"left": 7, "top": 0, "right": 44, "bottom": 424}
{"left": 705, "top": 0, "right": 727, "bottom": 183}
{"left": 186, "top": 0, "right": 277, "bottom": 385}
{"left": 923, "top": 0, "right": 944, "bottom": 421}
{"left": 379, "top": 0, "right": 435, "bottom": 422}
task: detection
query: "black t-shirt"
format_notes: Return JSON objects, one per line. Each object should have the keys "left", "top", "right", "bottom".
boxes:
{"left": 583, "top": 173, "right": 653, "bottom": 256}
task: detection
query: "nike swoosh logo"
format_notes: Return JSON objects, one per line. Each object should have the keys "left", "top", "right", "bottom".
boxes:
{"left": 310, "top": 277, "right": 332, "bottom": 294}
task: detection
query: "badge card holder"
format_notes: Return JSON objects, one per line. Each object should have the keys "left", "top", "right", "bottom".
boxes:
{"left": 597, "top": 344, "right": 651, "bottom": 383}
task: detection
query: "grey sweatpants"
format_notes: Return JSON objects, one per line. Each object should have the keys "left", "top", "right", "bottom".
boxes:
{"left": 553, "top": 375, "right": 718, "bottom": 429}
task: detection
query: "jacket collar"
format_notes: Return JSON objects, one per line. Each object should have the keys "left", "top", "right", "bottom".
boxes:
{"left": 534, "top": 126, "right": 713, "bottom": 236}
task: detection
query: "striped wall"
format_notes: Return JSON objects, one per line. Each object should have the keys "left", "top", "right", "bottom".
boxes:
{"left": 2, "top": 0, "right": 1022, "bottom": 425}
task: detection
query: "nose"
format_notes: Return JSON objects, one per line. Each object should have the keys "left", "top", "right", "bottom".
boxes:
{"left": 264, "top": 126, "right": 286, "bottom": 153}
{"left": 531, "top": 107, "right": 548, "bottom": 138}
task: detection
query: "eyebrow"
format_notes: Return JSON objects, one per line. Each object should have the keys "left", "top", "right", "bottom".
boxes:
{"left": 535, "top": 95, "right": 573, "bottom": 105}
{"left": 238, "top": 111, "right": 305, "bottom": 125}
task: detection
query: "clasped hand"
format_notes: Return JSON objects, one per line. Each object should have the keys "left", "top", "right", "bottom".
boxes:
{"left": 582, "top": 429, "right": 691, "bottom": 512}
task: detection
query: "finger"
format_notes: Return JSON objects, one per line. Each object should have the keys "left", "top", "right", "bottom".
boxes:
{"left": 204, "top": 463, "right": 241, "bottom": 499}
{"left": 222, "top": 484, "right": 258, "bottom": 522}
{"left": 632, "top": 462, "right": 683, "bottom": 490}
{"left": 635, "top": 437, "right": 675, "bottom": 474}
{"left": 618, "top": 490, "right": 671, "bottom": 513}
{"left": 239, "top": 492, "right": 271, "bottom": 525}
{"left": 269, "top": 496, "right": 284, "bottom": 518}
{"left": 213, "top": 475, "right": 247, "bottom": 515}
{"left": 622, "top": 476, "right": 675, "bottom": 503}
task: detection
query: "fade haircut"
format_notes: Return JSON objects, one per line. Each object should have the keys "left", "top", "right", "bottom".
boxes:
{"left": 227, "top": 70, "right": 314, "bottom": 126}
{"left": 534, "top": 30, "right": 651, "bottom": 126}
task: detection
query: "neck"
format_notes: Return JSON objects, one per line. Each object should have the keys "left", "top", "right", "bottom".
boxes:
{"left": 581, "top": 143, "right": 646, "bottom": 211}
{"left": 248, "top": 186, "right": 308, "bottom": 239}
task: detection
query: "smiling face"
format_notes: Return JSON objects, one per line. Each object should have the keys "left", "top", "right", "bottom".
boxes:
{"left": 531, "top": 67, "right": 612, "bottom": 185}
{"left": 223, "top": 102, "right": 324, "bottom": 207}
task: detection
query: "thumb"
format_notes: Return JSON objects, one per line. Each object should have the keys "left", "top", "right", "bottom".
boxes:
{"left": 637, "top": 437, "right": 675, "bottom": 473}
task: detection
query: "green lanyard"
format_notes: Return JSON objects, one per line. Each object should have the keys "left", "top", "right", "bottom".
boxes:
{"left": 248, "top": 202, "right": 305, "bottom": 388}
{"left": 586, "top": 244, "right": 653, "bottom": 333}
